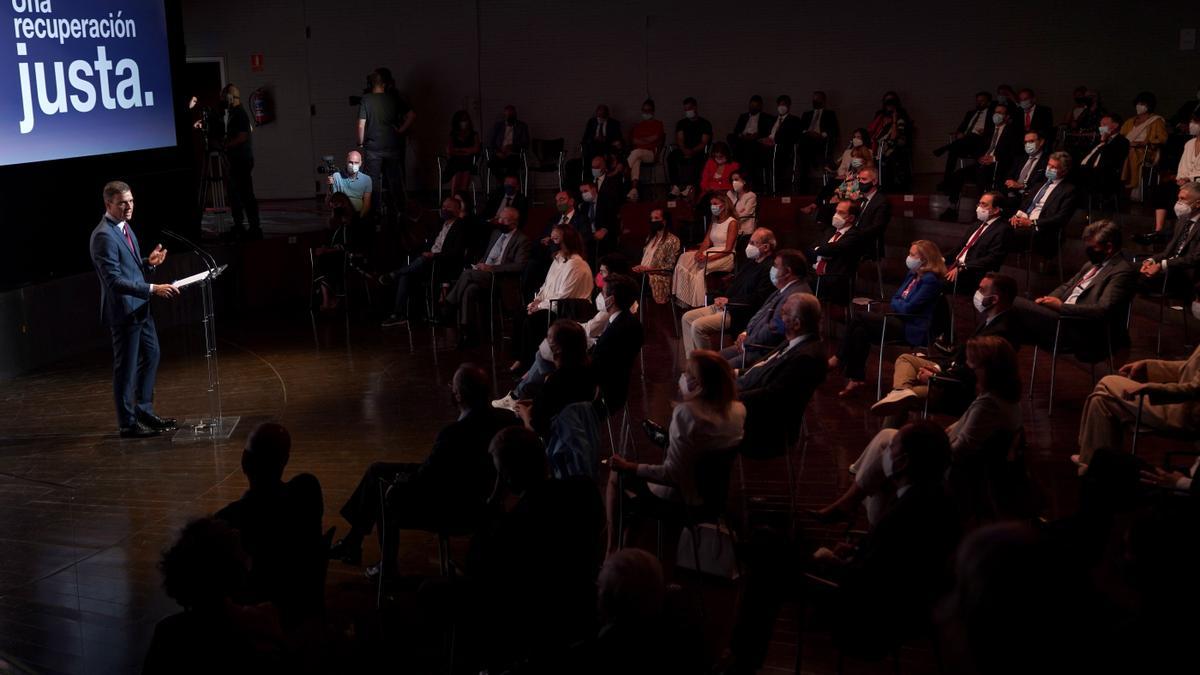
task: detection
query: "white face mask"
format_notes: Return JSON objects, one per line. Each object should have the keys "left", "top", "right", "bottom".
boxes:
{"left": 769, "top": 266, "right": 780, "bottom": 286}
{"left": 346, "top": 162, "right": 361, "bottom": 174}
{"left": 1024, "top": 141, "right": 1038, "bottom": 155}
{"left": 1176, "top": 201, "right": 1194, "bottom": 219}
{"left": 992, "top": 113, "right": 1005, "bottom": 125}
{"left": 595, "top": 292, "right": 607, "bottom": 312}
{"left": 641, "top": 112, "right": 653, "bottom": 120}
{"left": 1098, "top": 125, "right": 1111, "bottom": 136}
{"left": 710, "top": 204, "right": 721, "bottom": 216}
{"left": 777, "top": 105, "right": 789, "bottom": 116}
{"left": 973, "top": 290, "right": 993, "bottom": 313}
{"left": 582, "top": 191, "right": 596, "bottom": 203}
{"left": 745, "top": 243, "right": 761, "bottom": 260}
{"left": 1191, "top": 122, "right": 1200, "bottom": 136}
{"left": 905, "top": 255, "right": 921, "bottom": 271}
{"left": 591, "top": 167, "right": 604, "bottom": 178}
{"left": 849, "top": 158, "right": 864, "bottom": 169}
{"left": 678, "top": 373, "right": 693, "bottom": 397}
{"left": 1018, "top": 99, "right": 1033, "bottom": 110}
{"left": 976, "top": 206, "right": 992, "bottom": 222}
{"left": 732, "top": 180, "right": 745, "bottom": 192}
{"left": 851, "top": 137, "right": 864, "bottom": 148}
{"left": 1135, "top": 103, "right": 1148, "bottom": 115}
{"left": 1193, "top": 300, "right": 1200, "bottom": 321}
{"left": 832, "top": 214, "right": 847, "bottom": 229}
{"left": 684, "top": 109, "right": 696, "bottom": 119}
{"left": 881, "top": 447, "right": 896, "bottom": 478}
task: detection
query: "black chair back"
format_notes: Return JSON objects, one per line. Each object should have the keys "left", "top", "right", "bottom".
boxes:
{"left": 692, "top": 447, "right": 739, "bottom": 523}
{"left": 531, "top": 138, "right": 565, "bottom": 170}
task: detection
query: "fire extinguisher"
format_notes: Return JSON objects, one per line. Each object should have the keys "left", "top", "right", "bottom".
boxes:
{"left": 249, "top": 87, "right": 274, "bottom": 126}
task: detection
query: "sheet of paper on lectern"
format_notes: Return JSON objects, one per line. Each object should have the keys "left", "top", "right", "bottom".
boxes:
{"left": 172, "top": 270, "right": 211, "bottom": 289}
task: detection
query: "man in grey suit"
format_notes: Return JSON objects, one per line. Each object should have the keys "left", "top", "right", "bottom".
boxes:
{"left": 1012, "top": 219, "right": 1136, "bottom": 359}
{"left": 721, "top": 249, "right": 811, "bottom": 370}
{"left": 444, "top": 207, "right": 531, "bottom": 347}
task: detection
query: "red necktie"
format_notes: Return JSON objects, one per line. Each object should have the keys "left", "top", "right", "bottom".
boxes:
{"left": 814, "top": 230, "right": 843, "bottom": 275}
{"left": 955, "top": 222, "right": 989, "bottom": 266}
{"left": 1025, "top": 110, "right": 1032, "bottom": 127}
{"left": 122, "top": 225, "right": 137, "bottom": 256}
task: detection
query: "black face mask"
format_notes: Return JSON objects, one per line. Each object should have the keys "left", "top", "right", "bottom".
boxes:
{"left": 1085, "top": 247, "right": 1107, "bottom": 265}
{"left": 858, "top": 181, "right": 874, "bottom": 192}
{"left": 812, "top": 100, "right": 822, "bottom": 109}
{"left": 650, "top": 220, "right": 664, "bottom": 232}
{"left": 883, "top": 98, "right": 898, "bottom": 108}
{"left": 1075, "top": 97, "right": 1089, "bottom": 105}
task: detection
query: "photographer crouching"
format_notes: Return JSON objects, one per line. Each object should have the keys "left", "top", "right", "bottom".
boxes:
{"left": 326, "top": 150, "right": 374, "bottom": 219}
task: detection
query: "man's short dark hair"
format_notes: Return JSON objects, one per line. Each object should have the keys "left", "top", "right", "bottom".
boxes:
{"left": 841, "top": 200, "right": 862, "bottom": 221}
{"left": 749, "top": 94, "right": 763, "bottom": 104}
{"left": 896, "top": 421, "right": 951, "bottom": 485}
{"left": 981, "top": 190, "right": 1006, "bottom": 212}
{"left": 103, "top": 180, "right": 130, "bottom": 202}
{"left": 642, "top": 98, "right": 655, "bottom": 109}
{"left": 775, "top": 249, "right": 808, "bottom": 278}
{"left": 367, "top": 71, "right": 385, "bottom": 88}
{"left": 490, "top": 426, "right": 546, "bottom": 494}
{"left": 777, "top": 94, "right": 792, "bottom": 106}
{"left": 975, "top": 91, "right": 992, "bottom": 100}
{"left": 604, "top": 274, "right": 638, "bottom": 311}
{"left": 600, "top": 253, "right": 631, "bottom": 276}
{"left": 243, "top": 423, "right": 291, "bottom": 483}
{"left": 455, "top": 362, "right": 491, "bottom": 408}
{"left": 983, "top": 272, "right": 1018, "bottom": 305}
{"left": 1082, "top": 219, "right": 1121, "bottom": 249}
{"left": 682, "top": 97, "right": 697, "bottom": 106}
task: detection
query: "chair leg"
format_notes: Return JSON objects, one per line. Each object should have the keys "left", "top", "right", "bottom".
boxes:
{"left": 876, "top": 259, "right": 884, "bottom": 300}
{"left": 1028, "top": 345, "right": 1039, "bottom": 400}
{"left": 1048, "top": 324, "right": 1061, "bottom": 416}
{"left": 876, "top": 320, "right": 890, "bottom": 401}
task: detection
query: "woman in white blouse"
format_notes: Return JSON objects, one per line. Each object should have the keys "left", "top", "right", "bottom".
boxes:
{"left": 512, "top": 224, "right": 594, "bottom": 373}
{"left": 606, "top": 350, "right": 746, "bottom": 552}
{"left": 1154, "top": 113, "right": 1200, "bottom": 231}
{"left": 727, "top": 170, "right": 758, "bottom": 236}
{"left": 671, "top": 193, "right": 738, "bottom": 308}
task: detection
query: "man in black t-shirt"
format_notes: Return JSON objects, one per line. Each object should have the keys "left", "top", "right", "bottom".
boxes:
{"left": 221, "top": 84, "right": 261, "bottom": 240}
{"left": 667, "top": 97, "right": 712, "bottom": 197}
{"left": 358, "top": 68, "right": 415, "bottom": 218}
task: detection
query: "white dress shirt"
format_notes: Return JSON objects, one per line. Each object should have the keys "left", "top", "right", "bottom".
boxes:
{"left": 743, "top": 112, "right": 760, "bottom": 136}
{"left": 807, "top": 108, "right": 824, "bottom": 135}
{"left": 1177, "top": 138, "right": 1200, "bottom": 182}
{"left": 533, "top": 254, "right": 593, "bottom": 311}
{"left": 1065, "top": 261, "right": 1106, "bottom": 305}
{"left": 1029, "top": 180, "right": 1062, "bottom": 221}
{"left": 430, "top": 219, "right": 456, "bottom": 254}
{"left": 638, "top": 401, "right": 747, "bottom": 505}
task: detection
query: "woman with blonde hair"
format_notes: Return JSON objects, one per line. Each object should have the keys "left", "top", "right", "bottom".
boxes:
{"left": 671, "top": 193, "right": 738, "bottom": 307}
{"left": 829, "top": 240, "right": 947, "bottom": 397}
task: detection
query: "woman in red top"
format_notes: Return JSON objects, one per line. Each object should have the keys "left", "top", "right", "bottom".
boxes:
{"left": 699, "top": 142, "right": 739, "bottom": 196}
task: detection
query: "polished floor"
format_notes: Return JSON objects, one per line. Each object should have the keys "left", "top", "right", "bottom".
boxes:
{"left": 0, "top": 256, "right": 1192, "bottom": 674}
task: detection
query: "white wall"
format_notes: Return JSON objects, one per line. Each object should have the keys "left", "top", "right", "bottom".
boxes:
{"left": 183, "top": 0, "right": 1196, "bottom": 199}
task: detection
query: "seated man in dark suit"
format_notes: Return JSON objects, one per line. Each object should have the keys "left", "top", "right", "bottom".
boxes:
{"left": 381, "top": 196, "right": 469, "bottom": 327}
{"left": 329, "top": 363, "right": 519, "bottom": 572}
{"left": 1077, "top": 114, "right": 1130, "bottom": 197}
{"left": 872, "top": 273, "right": 1021, "bottom": 424}
{"left": 729, "top": 94, "right": 773, "bottom": 178}
{"left": 944, "top": 191, "right": 1012, "bottom": 294}
{"left": 934, "top": 92, "right": 993, "bottom": 178}
{"left": 854, "top": 167, "right": 891, "bottom": 252}
{"left": 796, "top": 90, "right": 840, "bottom": 188}
{"left": 1137, "top": 181, "right": 1200, "bottom": 296}
{"left": 443, "top": 207, "right": 532, "bottom": 347}
{"left": 759, "top": 94, "right": 805, "bottom": 193}
{"left": 679, "top": 227, "right": 777, "bottom": 354}
{"left": 524, "top": 190, "right": 589, "bottom": 300}
{"left": 1012, "top": 220, "right": 1136, "bottom": 359}
{"left": 585, "top": 155, "right": 623, "bottom": 259}
{"left": 1009, "top": 151, "right": 1078, "bottom": 258}
{"left": 581, "top": 104, "right": 622, "bottom": 169}
{"left": 807, "top": 199, "right": 867, "bottom": 304}
{"left": 486, "top": 105, "right": 530, "bottom": 179}
{"left": 1002, "top": 130, "right": 1049, "bottom": 204}
{"left": 481, "top": 174, "right": 529, "bottom": 226}
{"left": 215, "top": 423, "right": 324, "bottom": 620}
{"left": 1015, "top": 88, "right": 1054, "bottom": 140}
{"left": 721, "top": 249, "right": 811, "bottom": 370}
{"left": 940, "top": 102, "right": 1023, "bottom": 220}
{"left": 736, "top": 293, "right": 827, "bottom": 453}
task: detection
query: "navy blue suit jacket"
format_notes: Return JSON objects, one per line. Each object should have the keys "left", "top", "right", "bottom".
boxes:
{"left": 90, "top": 216, "right": 154, "bottom": 324}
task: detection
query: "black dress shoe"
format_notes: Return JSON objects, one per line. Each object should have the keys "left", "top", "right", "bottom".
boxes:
{"left": 119, "top": 421, "right": 162, "bottom": 438}
{"left": 328, "top": 538, "right": 363, "bottom": 565}
{"left": 137, "top": 412, "right": 178, "bottom": 431}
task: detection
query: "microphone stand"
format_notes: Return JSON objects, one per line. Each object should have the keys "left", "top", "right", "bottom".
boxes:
{"left": 161, "top": 229, "right": 237, "bottom": 441}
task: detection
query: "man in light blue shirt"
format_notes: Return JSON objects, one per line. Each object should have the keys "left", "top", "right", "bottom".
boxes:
{"left": 327, "top": 150, "right": 373, "bottom": 217}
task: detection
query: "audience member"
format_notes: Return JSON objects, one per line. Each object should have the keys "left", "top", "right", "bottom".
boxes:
{"left": 1002, "top": 129, "right": 1049, "bottom": 203}
{"left": 445, "top": 110, "right": 482, "bottom": 197}
{"left": 939, "top": 101, "right": 1021, "bottom": 220}
{"left": 626, "top": 98, "right": 666, "bottom": 201}
{"left": 1153, "top": 113, "right": 1200, "bottom": 231}
{"left": 944, "top": 191, "right": 1012, "bottom": 293}
{"left": 1015, "top": 87, "right": 1054, "bottom": 140}
{"left": 215, "top": 423, "right": 324, "bottom": 620}
{"left": 872, "top": 273, "right": 1021, "bottom": 423}
{"left": 760, "top": 94, "right": 804, "bottom": 192}
{"left": 807, "top": 199, "right": 867, "bottom": 304}
{"left": 834, "top": 127, "right": 873, "bottom": 179}
{"left": 934, "top": 91, "right": 994, "bottom": 183}
{"left": 606, "top": 350, "right": 745, "bottom": 552}
{"left": 515, "top": 320, "right": 597, "bottom": 437}
{"left": 443, "top": 207, "right": 531, "bottom": 347}
{"left": 582, "top": 104, "right": 622, "bottom": 168}
{"left": 381, "top": 196, "right": 469, "bottom": 327}
{"left": 1138, "top": 181, "right": 1200, "bottom": 296}
{"left": 796, "top": 90, "right": 840, "bottom": 183}
{"left": 487, "top": 105, "right": 530, "bottom": 178}
{"left": 680, "top": 228, "right": 777, "bottom": 354}
{"left": 721, "top": 249, "right": 811, "bottom": 369}
{"left": 1078, "top": 114, "right": 1130, "bottom": 197}
{"left": 726, "top": 170, "right": 759, "bottom": 238}
{"left": 829, "top": 240, "right": 946, "bottom": 397}
{"left": 329, "top": 364, "right": 518, "bottom": 571}
{"left": 482, "top": 174, "right": 529, "bottom": 225}
{"left": 1011, "top": 219, "right": 1136, "bottom": 359}
{"left": 326, "top": 149, "right": 373, "bottom": 218}
{"left": 668, "top": 97, "right": 713, "bottom": 197}
{"left": 671, "top": 193, "right": 738, "bottom": 308}
{"left": 729, "top": 94, "right": 773, "bottom": 176}
{"left": 511, "top": 225, "right": 594, "bottom": 373}
{"left": 526, "top": 190, "right": 588, "bottom": 298}
{"left": 1120, "top": 91, "right": 1168, "bottom": 197}
{"left": 854, "top": 166, "right": 891, "bottom": 243}
{"left": 868, "top": 91, "right": 913, "bottom": 191}
{"left": 632, "top": 208, "right": 682, "bottom": 304}
{"left": 803, "top": 146, "right": 874, "bottom": 225}
{"left": 699, "top": 142, "right": 739, "bottom": 196}
{"left": 1009, "top": 151, "right": 1078, "bottom": 258}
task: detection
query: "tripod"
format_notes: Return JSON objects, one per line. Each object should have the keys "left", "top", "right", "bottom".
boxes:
{"left": 196, "top": 116, "right": 232, "bottom": 237}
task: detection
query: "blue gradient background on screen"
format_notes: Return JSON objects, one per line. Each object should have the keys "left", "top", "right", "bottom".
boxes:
{"left": 1, "top": 0, "right": 176, "bottom": 166}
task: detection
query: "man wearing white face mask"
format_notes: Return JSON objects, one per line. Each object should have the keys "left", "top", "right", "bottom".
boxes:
{"left": 679, "top": 228, "right": 777, "bottom": 355}
{"left": 1078, "top": 114, "right": 1130, "bottom": 197}
{"left": 760, "top": 94, "right": 804, "bottom": 194}
{"left": 1002, "top": 131, "right": 1049, "bottom": 202}
{"left": 1138, "top": 182, "right": 1200, "bottom": 296}
{"left": 721, "top": 250, "right": 812, "bottom": 369}
{"left": 939, "top": 102, "right": 1022, "bottom": 221}
{"left": 327, "top": 149, "right": 374, "bottom": 217}
{"left": 667, "top": 97, "right": 712, "bottom": 197}
{"left": 944, "top": 192, "right": 1012, "bottom": 293}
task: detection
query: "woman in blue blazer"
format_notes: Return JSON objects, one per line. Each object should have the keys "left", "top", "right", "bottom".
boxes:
{"left": 830, "top": 240, "right": 947, "bottom": 396}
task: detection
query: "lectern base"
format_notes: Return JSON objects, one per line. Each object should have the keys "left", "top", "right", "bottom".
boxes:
{"left": 172, "top": 416, "right": 241, "bottom": 442}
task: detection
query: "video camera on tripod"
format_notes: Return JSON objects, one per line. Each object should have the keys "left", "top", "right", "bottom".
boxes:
{"left": 316, "top": 155, "right": 343, "bottom": 176}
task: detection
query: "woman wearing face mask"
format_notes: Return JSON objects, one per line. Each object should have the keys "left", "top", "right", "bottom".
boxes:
{"left": 605, "top": 350, "right": 745, "bottom": 553}
{"left": 671, "top": 194, "right": 738, "bottom": 308}
{"left": 834, "top": 128, "right": 873, "bottom": 180}
{"left": 828, "top": 240, "right": 946, "bottom": 397}
{"left": 726, "top": 170, "right": 758, "bottom": 236}
{"left": 814, "top": 336, "right": 1020, "bottom": 526}
{"left": 801, "top": 140, "right": 875, "bottom": 222}
{"left": 867, "top": 92, "right": 913, "bottom": 191}
{"left": 1119, "top": 92, "right": 1167, "bottom": 197}
{"left": 1151, "top": 112, "right": 1200, "bottom": 232}
{"left": 446, "top": 110, "right": 482, "bottom": 197}
{"left": 632, "top": 209, "right": 682, "bottom": 304}
{"left": 511, "top": 225, "right": 594, "bottom": 375}
{"left": 699, "top": 142, "right": 740, "bottom": 197}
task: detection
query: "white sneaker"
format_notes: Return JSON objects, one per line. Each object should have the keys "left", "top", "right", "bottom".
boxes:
{"left": 870, "top": 388, "right": 918, "bottom": 416}
{"left": 626, "top": 188, "right": 639, "bottom": 202}
{"left": 492, "top": 392, "right": 519, "bottom": 412}
{"left": 669, "top": 185, "right": 682, "bottom": 197}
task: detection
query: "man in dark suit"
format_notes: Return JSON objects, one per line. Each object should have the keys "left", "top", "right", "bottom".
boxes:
{"left": 382, "top": 195, "right": 470, "bottom": 327}
{"left": 216, "top": 423, "right": 324, "bottom": 618}
{"left": 487, "top": 105, "right": 530, "bottom": 178}
{"left": 855, "top": 167, "right": 891, "bottom": 245}
{"left": 737, "top": 293, "right": 827, "bottom": 453}
{"left": 482, "top": 175, "right": 529, "bottom": 226}
{"left": 329, "top": 363, "right": 519, "bottom": 570}
{"left": 808, "top": 199, "right": 868, "bottom": 304}
{"left": 581, "top": 104, "right": 622, "bottom": 168}
{"left": 944, "top": 191, "right": 1012, "bottom": 294}
{"left": 584, "top": 156, "right": 623, "bottom": 258}
{"left": 940, "top": 102, "right": 1023, "bottom": 220}
{"left": 1002, "top": 130, "right": 1050, "bottom": 205}
{"left": 873, "top": 273, "right": 1022, "bottom": 423}
{"left": 1137, "top": 181, "right": 1200, "bottom": 296}
{"left": 934, "top": 92, "right": 994, "bottom": 182}
{"left": 1009, "top": 151, "right": 1078, "bottom": 258}
{"left": 588, "top": 274, "right": 644, "bottom": 412}
{"left": 721, "top": 249, "right": 811, "bottom": 369}
{"left": 1012, "top": 220, "right": 1136, "bottom": 359}
{"left": 760, "top": 94, "right": 805, "bottom": 193}
{"left": 680, "top": 228, "right": 777, "bottom": 354}
{"left": 88, "top": 181, "right": 179, "bottom": 438}
{"left": 797, "top": 90, "right": 840, "bottom": 188}
{"left": 444, "top": 207, "right": 532, "bottom": 346}
{"left": 1077, "top": 115, "right": 1130, "bottom": 197}
{"left": 1015, "top": 88, "right": 1054, "bottom": 140}
{"left": 524, "top": 190, "right": 589, "bottom": 300}
{"left": 730, "top": 94, "right": 773, "bottom": 177}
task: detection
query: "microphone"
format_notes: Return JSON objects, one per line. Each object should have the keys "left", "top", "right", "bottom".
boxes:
{"left": 162, "top": 228, "right": 217, "bottom": 272}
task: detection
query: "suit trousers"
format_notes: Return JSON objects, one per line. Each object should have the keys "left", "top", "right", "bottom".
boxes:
{"left": 1077, "top": 375, "right": 1171, "bottom": 462}
{"left": 891, "top": 353, "right": 935, "bottom": 399}
{"left": 391, "top": 256, "right": 431, "bottom": 317}
{"left": 226, "top": 156, "right": 260, "bottom": 229}
{"left": 110, "top": 314, "right": 160, "bottom": 429}
{"left": 363, "top": 147, "right": 406, "bottom": 216}
{"left": 446, "top": 269, "right": 493, "bottom": 327}
{"left": 681, "top": 305, "right": 730, "bottom": 355}
{"left": 721, "top": 343, "right": 772, "bottom": 371}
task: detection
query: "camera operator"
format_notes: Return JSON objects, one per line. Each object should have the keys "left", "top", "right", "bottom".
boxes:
{"left": 326, "top": 150, "right": 373, "bottom": 219}
{"left": 358, "top": 68, "right": 415, "bottom": 218}
{"left": 221, "top": 84, "right": 262, "bottom": 241}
